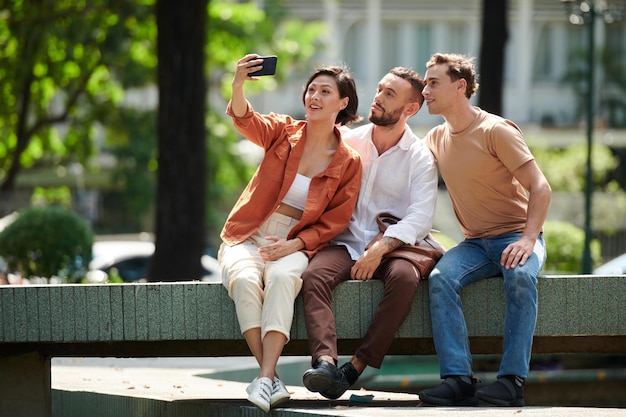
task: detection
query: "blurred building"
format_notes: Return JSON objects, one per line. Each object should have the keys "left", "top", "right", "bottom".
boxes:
{"left": 249, "top": 0, "right": 626, "bottom": 131}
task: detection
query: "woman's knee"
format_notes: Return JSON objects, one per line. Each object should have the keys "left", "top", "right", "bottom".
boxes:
{"left": 230, "top": 275, "right": 263, "bottom": 300}
{"left": 266, "top": 272, "right": 302, "bottom": 298}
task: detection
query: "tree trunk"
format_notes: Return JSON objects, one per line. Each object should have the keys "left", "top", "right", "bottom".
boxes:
{"left": 478, "top": 0, "right": 508, "bottom": 115}
{"left": 151, "top": 0, "right": 207, "bottom": 281}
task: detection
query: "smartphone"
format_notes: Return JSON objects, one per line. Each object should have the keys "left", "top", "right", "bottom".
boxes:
{"left": 248, "top": 55, "right": 278, "bottom": 77}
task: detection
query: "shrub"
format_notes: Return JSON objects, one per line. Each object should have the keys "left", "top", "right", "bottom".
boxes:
{"left": 542, "top": 220, "right": 601, "bottom": 274}
{"left": 0, "top": 206, "right": 93, "bottom": 282}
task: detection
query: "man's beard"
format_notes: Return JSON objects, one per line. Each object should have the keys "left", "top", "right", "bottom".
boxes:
{"left": 369, "top": 107, "right": 402, "bottom": 127}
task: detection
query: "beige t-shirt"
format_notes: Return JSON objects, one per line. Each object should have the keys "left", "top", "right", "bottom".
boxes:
{"left": 424, "top": 109, "right": 534, "bottom": 239}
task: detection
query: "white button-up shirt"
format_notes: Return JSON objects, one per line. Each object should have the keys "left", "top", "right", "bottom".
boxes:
{"left": 333, "top": 123, "right": 439, "bottom": 260}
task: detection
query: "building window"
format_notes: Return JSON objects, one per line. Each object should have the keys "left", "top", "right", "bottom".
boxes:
{"left": 344, "top": 20, "right": 433, "bottom": 79}
{"left": 413, "top": 24, "right": 433, "bottom": 73}
{"left": 448, "top": 23, "right": 467, "bottom": 54}
{"left": 344, "top": 21, "right": 368, "bottom": 79}
{"left": 382, "top": 22, "right": 400, "bottom": 75}
{"left": 534, "top": 25, "right": 553, "bottom": 81}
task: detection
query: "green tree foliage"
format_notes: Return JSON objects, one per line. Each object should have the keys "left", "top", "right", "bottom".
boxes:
{"left": 0, "top": 205, "right": 93, "bottom": 280}
{"left": 531, "top": 142, "right": 617, "bottom": 192}
{"left": 0, "top": 0, "right": 327, "bottom": 241}
{"left": 0, "top": 0, "right": 155, "bottom": 191}
{"left": 30, "top": 185, "right": 73, "bottom": 208}
{"left": 543, "top": 220, "right": 601, "bottom": 273}
{"left": 562, "top": 41, "right": 626, "bottom": 128}
{"left": 104, "top": 109, "right": 157, "bottom": 231}
{"left": 531, "top": 141, "right": 626, "bottom": 234}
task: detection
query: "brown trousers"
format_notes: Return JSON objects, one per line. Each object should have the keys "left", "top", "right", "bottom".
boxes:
{"left": 302, "top": 245, "right": 421, "bottom": 369}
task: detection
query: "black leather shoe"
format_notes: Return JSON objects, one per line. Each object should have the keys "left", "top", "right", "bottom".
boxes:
{"left": 317, "top": 362, "right": 360, "bottom": 399}
{"left": 338, "top": 362, "right": 360, "bottom": 386}
{"left": 303, "top": 360, "right": 349, "bottom": 399}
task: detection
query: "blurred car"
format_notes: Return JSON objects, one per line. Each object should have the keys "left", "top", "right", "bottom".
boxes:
{"left": 593, "top": 253, "right": 626, "bottom": 275}
{"left": 87, "top": 240, "right": 221, "bottom": 283}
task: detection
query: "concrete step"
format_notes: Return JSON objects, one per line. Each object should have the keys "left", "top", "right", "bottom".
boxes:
{"left": 51, "top": 357, "right": 626, "bottom": 416}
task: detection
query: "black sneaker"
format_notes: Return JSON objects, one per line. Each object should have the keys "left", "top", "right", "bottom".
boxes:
{"left": 303, "top": 360, "right": 349, "bottom": 399}
{"left": 475, "top": 375, "right": 525, "bottom": 407}
{"left": 419, "top": 376, "right": 480, "bottom": 406}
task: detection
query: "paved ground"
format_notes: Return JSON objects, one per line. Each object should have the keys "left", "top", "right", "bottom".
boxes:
{"left": 51, "top": 357, "right": 626, "bottom": 416}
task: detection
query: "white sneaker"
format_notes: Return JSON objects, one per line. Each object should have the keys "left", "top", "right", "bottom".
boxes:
{"left": 270, "top": 377, "right": 290, "bottom": 407}
{"left": 245, "top": 378, "right": 256, "bottom": 395}
{"left": 246, "top": 376, "right": 272, "bottom": 412}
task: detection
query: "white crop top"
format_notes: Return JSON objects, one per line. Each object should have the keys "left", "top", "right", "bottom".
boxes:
{"left": 281, "top": 173, "right": 311, "bottom": 211}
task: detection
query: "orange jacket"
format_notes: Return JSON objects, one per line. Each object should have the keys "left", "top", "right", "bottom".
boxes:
{"left": 221, "top": 103, "right": 362, "bottom": 258}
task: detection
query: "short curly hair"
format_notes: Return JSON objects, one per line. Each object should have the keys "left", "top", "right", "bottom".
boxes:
{"left": 426, "top": 53, "right": 479, "bottom": 99}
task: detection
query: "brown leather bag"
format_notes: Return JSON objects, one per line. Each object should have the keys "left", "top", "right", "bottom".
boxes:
{"left": 366, "top": 213, "right": 447, "bottom": 279}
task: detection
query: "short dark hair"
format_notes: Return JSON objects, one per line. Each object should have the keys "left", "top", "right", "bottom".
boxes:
{"left": 389, "top": 66, "right": 425, "bottom": 108}
{"left": 302, "top": 65, "right": 362, "bottom": 126}
{"left": 426, "top": 53, "right": 479, "bottom": 99}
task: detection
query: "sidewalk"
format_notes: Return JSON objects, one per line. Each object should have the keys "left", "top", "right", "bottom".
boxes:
{"left": 51, "top": 357, "right": 626, "bottom": 417}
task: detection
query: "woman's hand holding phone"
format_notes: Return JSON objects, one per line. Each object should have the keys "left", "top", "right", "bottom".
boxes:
{"left": 248, "top": 55, "right": 277, "bottom": 77}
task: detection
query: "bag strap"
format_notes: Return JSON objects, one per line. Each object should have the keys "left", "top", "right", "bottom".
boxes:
{"left": 423, "top": 233, "right": 447, "bottom": 253}
{"left": 377, "top": 212, "right": 446, "bottom": 252}
{"left": 376, "top": 213, "right": 401, "bottom": 232}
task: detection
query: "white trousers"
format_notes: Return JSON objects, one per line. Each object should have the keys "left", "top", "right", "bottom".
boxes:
{"left": 219, "top": 212, "right": 308, "bottom": 342}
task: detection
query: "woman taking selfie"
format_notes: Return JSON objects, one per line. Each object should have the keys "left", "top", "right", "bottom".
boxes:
{"left": 218, "top": 54, "right": 363, "bottom": 412}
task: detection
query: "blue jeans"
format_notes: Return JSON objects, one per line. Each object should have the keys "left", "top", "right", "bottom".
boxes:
{"left": 428, "top": 232, "right": 546, "bottom": 379}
